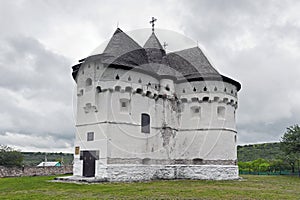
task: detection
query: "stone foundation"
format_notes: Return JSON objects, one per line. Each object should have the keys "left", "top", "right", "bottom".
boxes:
{"left": 66, "top": 164, "right": 238, "bottom": 182}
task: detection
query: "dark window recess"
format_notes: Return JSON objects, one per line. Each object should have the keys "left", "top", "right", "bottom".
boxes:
{"left": 115, "top": 74, "right": 119, "bottom": 80}
{"left": 203, "top": 87, "right": 207, "bottom": 92}
{"left": 192, "top": 158, "right": 203, "bottom": 165}
{"left": 181, "top": 98, "right": 188, "bottom": 103}
{"left": 193, "top": 87, "right": 196, "bottom": 92}
{"left": 231, "top": 89, "right": 233, "bottom": 94}
{"left": 182, "top": 89, "right": 185, "bottom": 93}
{"left": 121, "top": 102, "right": 127, "bottom": 108}
{"left": 125, "top": 87, "right": 132, "bottom": 92}
{"left": 165, "top": 85, "right": 170, "bottom": 91}
{"left": 148, "top": 82, "right": 151, "bottom": 86}
{"left": 214, "top": 87, "right": 217, "bottom": 91}
{"left": 136, "top": 88, "right": 143, "bottom": 94}
{"left": 146, "top": 91, "right": 151, "bottom": 97}
{"left": 96, "top": 86, "right": 101, "bottom": 93}
{"left": 85, "top": 78, "right": 92, "bottom": 86}
{"left": 141, "top": 113, "right": 150, "bottom": 133}
{"left": 128, "top": 76, "right": 131, "bottom": 81}
{"left": 87, "top": 132, "right": 94, "bottom": 141}
{"left": 115, "top": 86, "right": 121, "bottom": 91}
{"left": 224, "top": 88, "right": 227, "bottom": 92}
{"left": 202, "top": 97, "right": 209, "bottom": 102}
{"left": 138, "top": 78, "right": 142, "bottom": 83}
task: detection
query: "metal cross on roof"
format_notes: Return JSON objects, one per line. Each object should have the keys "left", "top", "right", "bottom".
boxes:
{"left": 163, "top": 42, "right": 168, "bottom": 49}
{"left": 150, "top": 17, "right": 157, "bottom": 32}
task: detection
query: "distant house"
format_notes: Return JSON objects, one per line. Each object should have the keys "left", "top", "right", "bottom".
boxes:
{"left": 37, "top": 162, "right": 61, "bottom": 167}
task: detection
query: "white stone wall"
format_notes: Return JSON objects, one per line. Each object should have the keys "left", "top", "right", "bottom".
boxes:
{"left": 74, "top": 59, "right": 239, "bottom": 179}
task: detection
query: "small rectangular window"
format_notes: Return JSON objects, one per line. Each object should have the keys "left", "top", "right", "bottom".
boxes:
{"left": 87, "top": 132, "right": 94, "bottom": 141}
{"left": 120, "top": 99, "right": 129, "bottom": 112}
{"left": 141, "top": 113, "right": 150, "bottom": 133}
{"left": 191, "top": 106, "right": 201, "bottom": 118}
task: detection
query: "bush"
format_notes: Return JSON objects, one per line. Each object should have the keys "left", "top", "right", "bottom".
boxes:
{"left": 0, "top": 145, "right": 23, "bottom": 167}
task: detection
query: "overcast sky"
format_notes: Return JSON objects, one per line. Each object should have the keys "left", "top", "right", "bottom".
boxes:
{"left": 0, "top": 0, "right": 299, "bottom": 152}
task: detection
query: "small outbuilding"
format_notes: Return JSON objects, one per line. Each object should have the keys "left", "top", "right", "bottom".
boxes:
{"left": 37, "top": 162, "right": 61, "bottom": 167}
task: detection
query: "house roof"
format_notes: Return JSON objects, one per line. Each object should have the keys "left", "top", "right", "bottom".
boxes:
{"left": 37, "top": 162, "right": 60, "bottom": 167}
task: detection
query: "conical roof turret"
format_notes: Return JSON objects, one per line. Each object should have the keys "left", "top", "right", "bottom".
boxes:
{"left": 102, "top": 28, "right": 148, "bottom": 67}
{"left": 143, "top": 32, "right": 166, "bottom": 64}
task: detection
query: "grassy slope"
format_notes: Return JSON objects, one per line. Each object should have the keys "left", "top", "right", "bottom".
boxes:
{"left": 237, "top": 142, "right": 284, "bottom": 162}
{"left": 0, "top": 175, "right": 299, "bottom": 199}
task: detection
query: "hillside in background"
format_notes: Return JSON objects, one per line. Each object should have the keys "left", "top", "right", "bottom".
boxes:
{"left": 22, "top": 152, "right": 73, "bottom": 166}
{"left": 237, "top": 142, "right": 284, "bottom": 162}
{"left": 21, "top": 142, "right": 282, "bottom": 166}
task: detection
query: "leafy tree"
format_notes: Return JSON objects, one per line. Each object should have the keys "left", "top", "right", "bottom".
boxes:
{"left": 280, "top": 125, "right": 300, "bottom": 175}
{"left": 0, "top": 145, "right": 23, "bottom": 167}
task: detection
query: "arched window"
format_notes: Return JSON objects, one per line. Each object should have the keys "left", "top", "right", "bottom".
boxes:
{"left": 181, "top": 98, "right": 188, "bottom": 103}
{"left": 202, "top": 96, "right": 209, "bottom": 102}
{"left": 193, "top": 87, "right": 196, "bottom": 92}
{"left": 141, "top": 113, "right": 150, "bottom": 133}
{"left": 115, "top": 86, "right": 121, "bottom": 92}
{"left": 182, "top": 89, "right": 185, "bottom": 93}
{"left": 136, "top": 88, "right": 143, "bottom": 94}
{"left": 125, "top": 86, "right": 132, "bottom": 92}
{"left": 203, "top": 86, "right": 207, "bottom": 92}
{"left": 214, "top": 97, "right": 219, "bottom": 102}
{"left": 138, "top": 78, "right": 142, "bottom": 83}
{"left": 96, "top": 86, "right": 101, "bottom": 93}
{"left": 146, "top": 91, "right": 152, "bottom": 97}
{"left": 214, "top": 87, "right": 217, "bottom": 91}
{"left": 128, "top": 76, "right": 131, "bottom": 81}
{"left": 191, "top": 97, "right": 198, "bottom": 102}
{"left": 115, "top": 74, "right": 119, "bottom": 80}
{"left": 85, "top": 78, "right": 92, "bottom": 86}
{"left": 192, "top": 158, "right": 203, "bottom": 165}
{"left": 165, "top": 85, "right": 170, "bottom": 91}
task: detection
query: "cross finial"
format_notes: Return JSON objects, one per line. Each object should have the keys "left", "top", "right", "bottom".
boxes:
{"left": 163, "top": 42, "right": 168, "bottom": 50}
{"left": 150, "top": 17, "right": 157, "bottom": 32}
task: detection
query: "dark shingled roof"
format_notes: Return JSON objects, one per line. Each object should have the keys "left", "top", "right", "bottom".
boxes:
{"left": 143, "top": 32, "right": 166, "bottom": 64}
{"left": 166, "top": 47, "right": 220, "bottom": 79}
{"left": 102, "top": 28, "right": 149, "bottom": 68}
{"left": 72, "top": 27, "right": 241, "bottom": 91}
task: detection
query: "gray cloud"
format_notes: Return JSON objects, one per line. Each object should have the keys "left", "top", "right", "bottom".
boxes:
{"left": 0, "top": 35, "right": 75, "bottom": 151}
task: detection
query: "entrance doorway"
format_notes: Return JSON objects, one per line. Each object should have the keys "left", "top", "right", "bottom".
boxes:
{"left": 81, "top": 150, "right": 99, "bottom": 177}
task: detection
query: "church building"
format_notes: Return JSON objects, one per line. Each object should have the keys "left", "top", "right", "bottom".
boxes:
{"left": 71, "top": 20, "right": 241, "bottom": 181}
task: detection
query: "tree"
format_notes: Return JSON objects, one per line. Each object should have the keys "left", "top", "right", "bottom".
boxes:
{"left": 280, "top": 125, "right": 300, "bottom": 175}
{"left": 0, "top": 145, "right": 23, "bottom": 167}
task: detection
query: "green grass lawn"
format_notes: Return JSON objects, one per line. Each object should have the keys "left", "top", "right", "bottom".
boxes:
{"left": 0, "top": 175, "right": 299, "bottom": 199}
